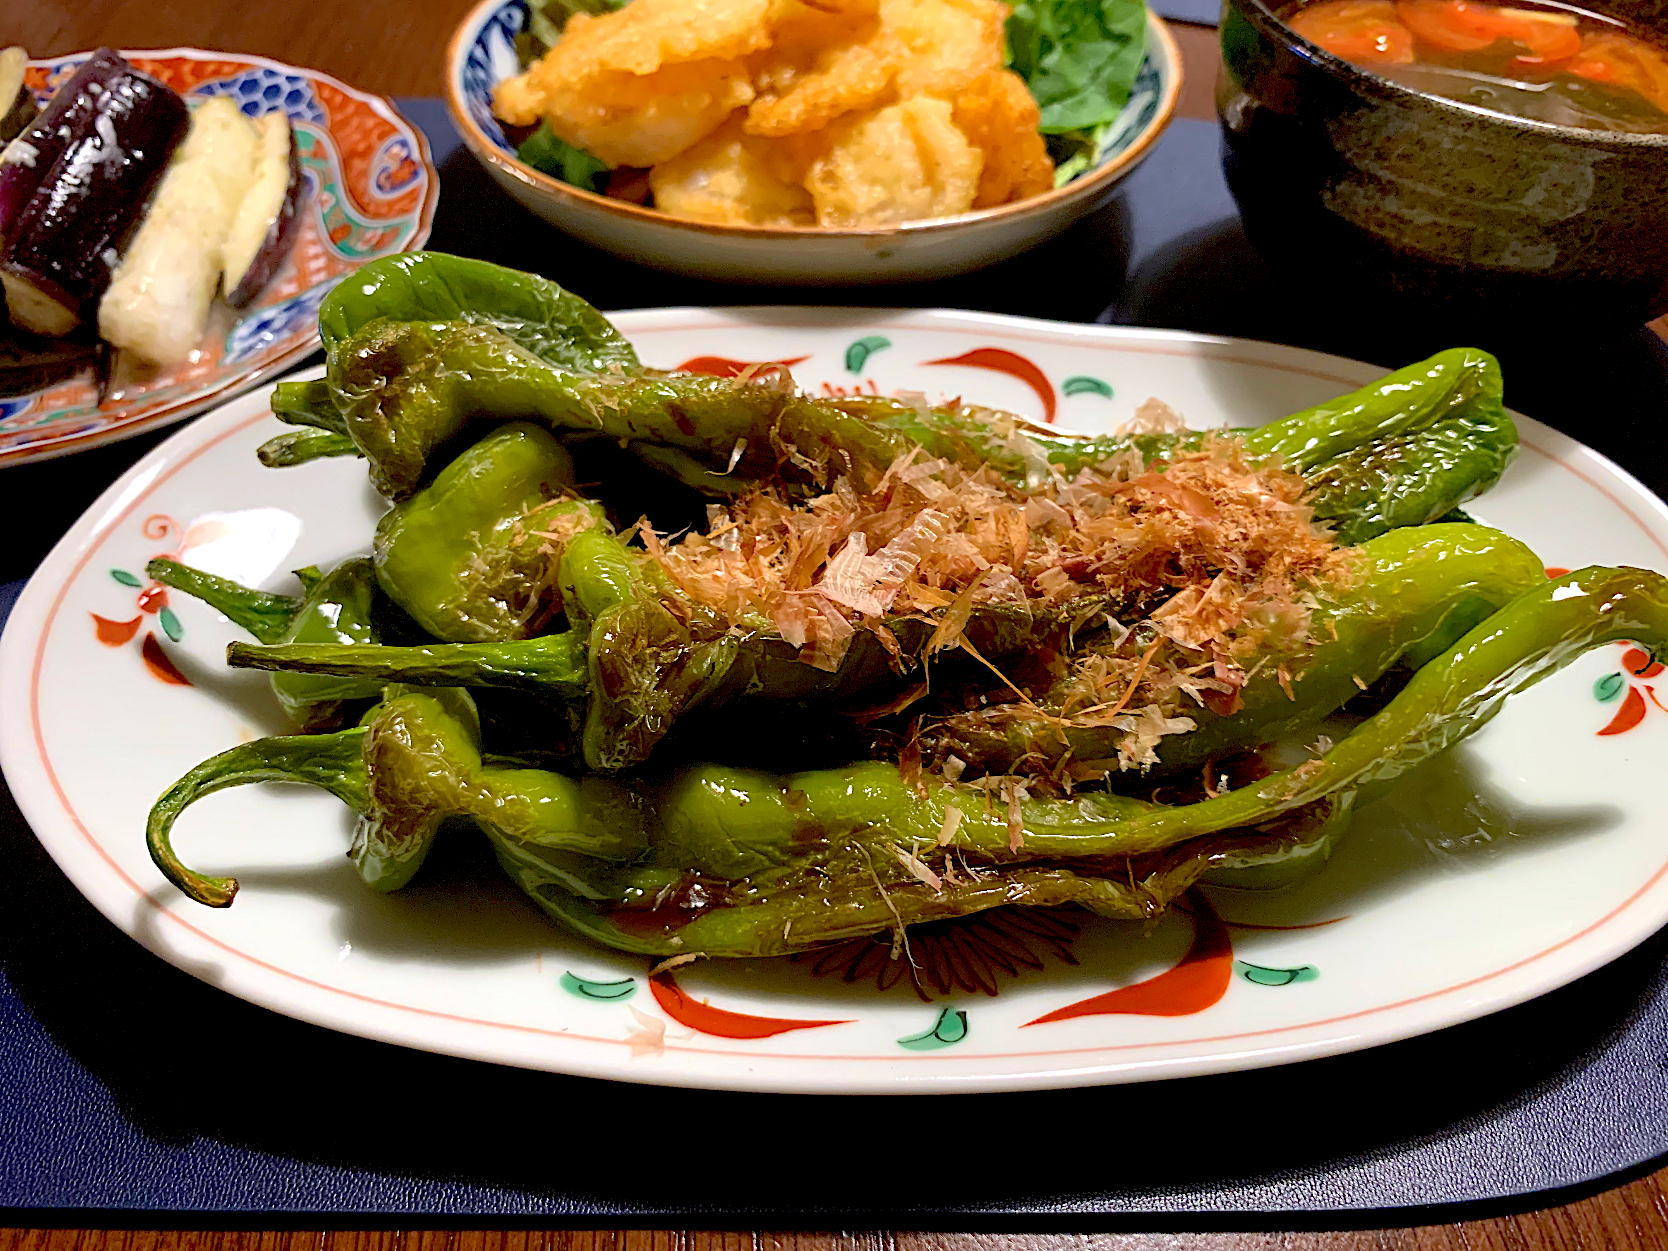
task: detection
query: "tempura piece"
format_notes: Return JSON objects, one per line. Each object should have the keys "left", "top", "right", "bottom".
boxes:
{"left": 745, "top": 0, "right": 1007, "bottom": 137}
{"left": 804, "top": 96, "right": 982, "bottom": 226}
{"left": 953, "top": 69, "right": 1057, "bottom": 208}
{"left": 650, "top": 112, "right": 817, "bottom": 225}
{"left": 752, "top": 0, "right": 883, "bottom": 94}
{"left": 746, "top": 37, "right": 900, "bottom": 136}
{"left": 884, "top": 0, "right": 1006, "bottom": 97}
{"left": 492, "top": 0, "right": 780, "bottom": 167}
{"left": 492, "top": 0, "right": 1055, "bottom": 221}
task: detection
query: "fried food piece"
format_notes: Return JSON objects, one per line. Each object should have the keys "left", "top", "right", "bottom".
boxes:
{"left": 953, "top": 69, "right": 1057, "bottom": 208}
{"left": 745, "top": 0, "right": 1006, "bottom": 138}
{"left": 884, "top": 0, "right": 1006, "bottom": 97}
{"left": 745, "top": 37, "right": 900, "bottom": 136}
{"left": 492, "top": 0, "right": 781, "bottom": 167}
{"left": 804, "top": 96, "right": 982, "bottom": 226}
{"left": 745, "top": 0, "right": 897, "bottom": 137}
{"left": 650, "top": 112, "right": 817, "bottom": 225}
{"left": 753, "top": 0, "right": 883, "bottom": 93}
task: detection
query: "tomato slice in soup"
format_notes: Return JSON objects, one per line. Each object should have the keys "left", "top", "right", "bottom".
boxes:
{"left": 1566, "top": 30, "right": 1668, "bottom": 111}
{"left": 1289, "top": 0, "right": 1416, "bottom": 62}
{"left": 1396, "top": 0, "right": 1580, "bottom": 63}
{"left": 1487, "top": 7, "right": 1582, "bottom": 65}
{"left": 1396, "top": 0, "right": 1500, "bottom": 50}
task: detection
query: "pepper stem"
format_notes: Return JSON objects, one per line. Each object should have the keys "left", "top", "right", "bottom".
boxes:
{"left": 146, "top": 728, "right": 370, "bottom": 906}
{"left": 226, "top": 634, "right": 588, "bottom": 697}
{"left": 146, "top": 558, "right": 299, "bottom": 644}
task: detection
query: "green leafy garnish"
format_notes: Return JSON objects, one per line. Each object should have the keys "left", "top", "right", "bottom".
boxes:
{"left": 1006, "top": 0, "right": 1149, "bottom": 133}
{"left": 517, "top": 0, "right": 630, "bottom": 64}
{"left": 1045, "top": 125, "right": 1111, "bottom": 185}
{"left": 517, "top": 121, "right": 610, "bottom": 193}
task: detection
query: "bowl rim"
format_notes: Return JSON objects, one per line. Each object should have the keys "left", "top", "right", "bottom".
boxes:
{"left": 1238, "top": 0, "right": 1668, "bottom": 149}
{"left": 443, "top": 0, "right": 1183, "bottom": 237}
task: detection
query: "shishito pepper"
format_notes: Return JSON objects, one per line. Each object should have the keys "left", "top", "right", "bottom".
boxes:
{"left": 1241, "top": 347, "right": 1517, "bottom": 544}
{"left": 829, "top": 345, "right": 1516, "bottom": 547}
{"left": 260, "top": 252, "right": 640, "bottom": 469}
{"left": 230, "top": 520, "right": 1067, "bottom": 772}
{"left": 934, "top": 522, "right": 1549, "bottom": 779}
{"left": 146, "top": 557, "right": 385, "bottom": 729}
{"left": 146, "top": 566, "right": 1668, "bottom": 956}
{"left": 320, "top": 288, "right": 1516, "bottom": 548}
{"left": 144, "top": 684, "right": 1348, "bottom": 936}
{"left": 224, "top": 523, "right": 1542, "bottom": 779}
{"left": 273, "top": 252, "right": 1513, "bottom": 546}
{"left": 315, "top": 251, "right": 641, "bottom": 373}
{"left": 373, "top": 421, "right": 603, "bottom": 642}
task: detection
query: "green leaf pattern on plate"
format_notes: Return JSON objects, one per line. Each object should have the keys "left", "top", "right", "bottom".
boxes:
{"left": 845, "top": 336, "right": 891, "bottom": 374}
{"left": 897, "top": 1007, "right": 969, "bottom": 1050}
{"left": 1236, "top": 961, "right": 1319, "bottom": 987}
{"left": 560, "top": 972, "right": 638, "bottom": 1001}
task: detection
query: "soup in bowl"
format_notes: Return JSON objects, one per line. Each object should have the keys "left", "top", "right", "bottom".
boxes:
{"left": 1218, "top": 0, "right": 1668, "bottom": 330}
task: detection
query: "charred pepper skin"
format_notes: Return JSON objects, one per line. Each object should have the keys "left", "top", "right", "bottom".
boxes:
{"left": 320, "top": 304, "right": 1514, "bottom": 551}
{"left": 936, "top": 522, "right": 1549, "bottom": 780}
{"left": 374, "top": 422, "right": 601, "bottom": 643}
{"left": 316, "top": 251, "right": 640, "bottom": 375}
{"left": 146, "top": 557, "right": 384, "bottom": 729}
{"left": 147, "top": 565, "right": 1668, "bottom": 956}
{"left": 224, "top": 523, "right": 1542, "bottom": 777}
{"left": 261, "top": 251, "right": 640, "bottom": 468}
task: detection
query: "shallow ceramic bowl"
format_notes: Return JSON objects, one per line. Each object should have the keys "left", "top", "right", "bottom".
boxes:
{"left": 445, "top": 0, "right": 1180, "bottom": 285}
{"left": 1218, "top": 0, "right": 1668, "bottom": 330}
{"left": 0, "top": 48, "right": 438, "bottom": 467}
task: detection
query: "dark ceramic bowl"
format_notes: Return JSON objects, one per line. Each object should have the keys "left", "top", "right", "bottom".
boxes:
{"left": 1217, "top": 0, "right": 1668, "bottom": 331}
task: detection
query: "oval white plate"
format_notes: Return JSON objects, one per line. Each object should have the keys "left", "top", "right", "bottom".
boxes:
{"left": 3, "top": 311, "right": 1666, "bottom": 1095}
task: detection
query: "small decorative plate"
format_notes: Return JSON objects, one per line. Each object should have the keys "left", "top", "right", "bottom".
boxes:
{"left": 0, "top": 48, "right": 438, "bottom": 468}
{"left": 3, "top": 312, "right": 1666, "bottom": 1094}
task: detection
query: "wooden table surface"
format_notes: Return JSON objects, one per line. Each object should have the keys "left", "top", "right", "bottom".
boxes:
{"left": 4, "top": 1, "right": 1668, "bottom": 1247}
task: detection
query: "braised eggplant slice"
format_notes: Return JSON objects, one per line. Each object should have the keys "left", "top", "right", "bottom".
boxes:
{"left": 0, "top": 48, "right": 36, "bottom": 146}
{"left": 0, "top": 57, "right": 189, "bottom": 336}
{"left": 0, "top": 48, "right": 126, "bottom": 245}
{"left": 99, "top": 96, "right": 260, "bottom": 364}
{"left": 223, "top": 111, "right": 305, "bottom": 308}
{"left": 0, "top": 330, "right": 98, "bottom": 397}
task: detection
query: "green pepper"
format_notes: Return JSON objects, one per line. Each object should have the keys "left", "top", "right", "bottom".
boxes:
{"left": 147, "top": 557, "right": 385, "bottom": 728}
{"left": 933, "top": 522, "right": 1548, "bottom": 779}
{"left": 149, "top": 565, "right": 1668, "bottom": 957}
{"left": 1242, "top": 348, "right": 1504, "bottom": 471}
{"left": 261, "top": 253, "right": 640, "bottom": 468}
{"left": 328, "top": 319, "right": 920, "bottom": 500}
{"left": 1262, "top": 348, "right": 1517, "bottom": 544}
{"left": 327, "top": 309, "right": 1516, "bottom": 553}
{"left": 144, "top": 686, "right": 1348, "bottom": 944}
{"left": 223, "top": 522, "right": 1538, "bottom": 779}
{"left": 374, "top": 422, "right": 603, "bottom": 642}
{"left": 316, "top": 251, "right": 640, "bottom": 373}
{"left": 229, "top": 520, "right": 1046, "bottom": 773}
{"left": 1006, "top": 346, "right": 1514, "bottom": 541}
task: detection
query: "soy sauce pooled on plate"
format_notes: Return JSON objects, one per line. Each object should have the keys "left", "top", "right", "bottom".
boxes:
{"left": 1282, "top": 0, "right": 1668, "bottom": 132}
